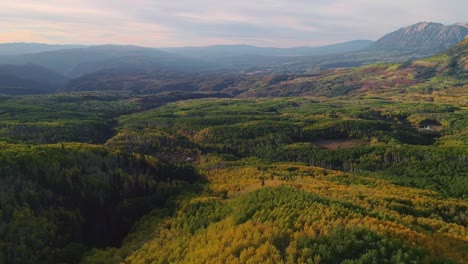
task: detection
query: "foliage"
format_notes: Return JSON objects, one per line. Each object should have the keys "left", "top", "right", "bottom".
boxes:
{"left": 113, "top": 97, "right": 467, "bottom": 198}
{"left": 0, "top": 143, "right": 200, "bottom": 263}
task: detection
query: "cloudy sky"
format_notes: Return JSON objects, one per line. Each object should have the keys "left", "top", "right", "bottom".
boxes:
{"left": 0, "top": 0, "right": 467, "bottom": 47}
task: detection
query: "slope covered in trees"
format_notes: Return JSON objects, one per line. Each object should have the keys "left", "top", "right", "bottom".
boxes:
{"left": 83, "top": 161, "right": 467, "bottom": 264}
{"left": 0, "top": 142, "right": 200, "bottom": 263}
{"left": 2, "top": 90, "right": 467, "bottom": 263}
{"left": 108, "top": 97, "right": 467, "bottom": 198}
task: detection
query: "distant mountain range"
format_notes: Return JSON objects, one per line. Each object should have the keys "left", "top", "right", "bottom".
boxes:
{"left": 64, "top": 35, "right": 468, "bottom": 96}
{"left": 0, "top": 45, "right": 205, "bottom": 77}
{"left": 0, "top": 40, "right": 375, "bottom": 78}
{"left": 160, "top": 40, "right": 374, "bottom": 58}
{"left": 0, "top": 22, "right": 467, "bottom": 95}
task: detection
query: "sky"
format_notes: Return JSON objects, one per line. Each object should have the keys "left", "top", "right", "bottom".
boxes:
{"left": 0, "top": 0, "right": 467, "bottom": 48}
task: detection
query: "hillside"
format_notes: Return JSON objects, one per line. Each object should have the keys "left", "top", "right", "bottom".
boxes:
{"left": 0, "top": 64, "right": 68, "bottom": 94}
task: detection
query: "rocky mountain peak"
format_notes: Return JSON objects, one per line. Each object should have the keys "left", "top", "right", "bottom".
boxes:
{"left": 369, "top": 22, "right": 468, "bottom": 53}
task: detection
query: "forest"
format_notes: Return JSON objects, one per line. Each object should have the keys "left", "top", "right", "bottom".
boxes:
{"left": 0, "top": 90, "right": 466, "bottom": 263}
{"left": 0, "top": 38, "right": 467, "bottom": 264}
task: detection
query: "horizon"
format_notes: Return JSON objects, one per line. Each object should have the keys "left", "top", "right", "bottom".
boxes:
{"left": 0, "top": 39, "right": 376, "bottom": 49}
{"left": 1, "top": 0, "right": 467, "bottom": 48}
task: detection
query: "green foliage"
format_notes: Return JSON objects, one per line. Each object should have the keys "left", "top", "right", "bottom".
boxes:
{"left": 113, "top": 97, "right": 467, "bottom": 198}
{"left": 295, "top": 226, "right": 424, "bottom": 264}
{"left": 84, "top": 187, "right": 454, "bottom": 263}
{"left": 0, "top": 92, "right": 138, "bottom": 144}
{"left": 0, "top": 143, "right": 201, "bottom": 263}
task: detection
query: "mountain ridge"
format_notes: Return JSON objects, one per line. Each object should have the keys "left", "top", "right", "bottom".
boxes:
{"left": 160, "top": 40, "right": 374, "bottom": 57}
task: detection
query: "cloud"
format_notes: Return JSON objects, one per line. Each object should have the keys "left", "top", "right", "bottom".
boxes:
{"left": 0, "top": 0, "right": 466, "bottom": 47}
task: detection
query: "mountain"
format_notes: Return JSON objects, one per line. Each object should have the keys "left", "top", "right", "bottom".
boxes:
{"left": 0, "top": 45, "right": 218, "bottom": 77}
{"left": 369, "top": 22, "right": 468, "bottom": 54}
{"left": 0, "top": 64, "right": 68, "bottom": 94}
{"left": 157, "top": 23, "right": 467, "bottom": 72}
{"left": 0, "top": 43, "right": 86, "bottom": 55}
{"left": 245, "top": 22, "right": 468, "bottom": 74}
{"left": 161, "top": 40, "right": 374, "bottom": 58}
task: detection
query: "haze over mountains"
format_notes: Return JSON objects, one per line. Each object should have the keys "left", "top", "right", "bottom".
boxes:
{"left": 159, "top": 40, "right": 374, "bottom": 58}
{"left": 0, "top": 40, "right": 375, "bottom": 79}
{"left": 0, "top": 22, "right": 467, "bottom": 95}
